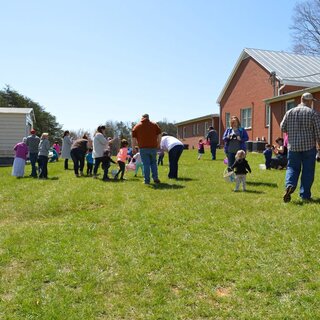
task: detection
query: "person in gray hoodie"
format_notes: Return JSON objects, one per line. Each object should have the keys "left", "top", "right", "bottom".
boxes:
{"left": 38, "top": 133, "right": 50, "bottom": 179}
{"left": 26, "top": 129, "right": 40, "bottom": 177}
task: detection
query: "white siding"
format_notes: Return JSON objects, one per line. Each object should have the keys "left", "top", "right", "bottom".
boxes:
{"left": 0, "top": 113, "right": 30, "bottom": 157}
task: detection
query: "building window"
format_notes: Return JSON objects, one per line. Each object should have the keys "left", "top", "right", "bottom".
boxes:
{"left": 286, "top": 100, "right": 295, "bottom": 111}
{"left": 192, "top": 124, "right": 196, "bottom": 136}
{"left": 265, "top": 104, "right": 270, "bottom": 127}
{"left": 240, "top": 108, "right": 252, "bottom": 128}
{"left": 225, "top": 113, "right": 231, "bottom": 128}
{"left": 183, "top": 127, "right": 186, "bottom": 139}
{"left": 196, "top": 123, "right": 199, "bottom": 135}
{"left": 204, "top": 122, "right": 208, "bottom": 135}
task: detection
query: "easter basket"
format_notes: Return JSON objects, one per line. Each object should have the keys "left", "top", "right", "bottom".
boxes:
{"left": 223, "top": 168, "right": 235, "bottom": 183}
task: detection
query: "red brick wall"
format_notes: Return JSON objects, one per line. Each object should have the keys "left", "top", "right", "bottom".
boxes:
{"left": 177, "top": 117, "right": 219, "bottom": 149}
{"left": 270, "top": 92, "right": 320, "bottom": 144}
{"left": 219, "top": 58, "right": 308, "bottom": 145}
{"left": 220, "top": 58, "right": 275, "bottom": 143}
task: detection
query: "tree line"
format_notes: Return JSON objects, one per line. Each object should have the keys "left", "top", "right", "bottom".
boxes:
{"left": 0, "top": 86, "right": 177, "bottom": 145}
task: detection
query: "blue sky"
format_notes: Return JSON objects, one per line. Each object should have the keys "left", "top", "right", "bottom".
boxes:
{"left": 0, "top": 0, "right": 296, "bottom": 131}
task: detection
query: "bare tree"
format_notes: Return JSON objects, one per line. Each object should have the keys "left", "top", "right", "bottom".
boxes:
{"left": 291, "top": 0, "right": 320, "bottom": 55}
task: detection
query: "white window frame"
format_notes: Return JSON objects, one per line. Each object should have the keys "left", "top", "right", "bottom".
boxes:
{"left": 265, "top": 104, "right": 270, "bottom": 127}
{"left": 240, "top": 108, "right": 252, "bottom": 129}
{"left": 225, "top": 113, "right": 231, "bottom": 128}
{"left": 204, "top": 122, "right": 208, "bottom": 135}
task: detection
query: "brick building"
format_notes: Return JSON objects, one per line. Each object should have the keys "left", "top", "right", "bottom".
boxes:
{"left": 217, "top": 48, "right": 320, "bottom": 145}
{"left": 265, "top": 86, "right": 320, "bottom": 144}
{"left": 176, "top": 114, "right": 219, "bottom": 149}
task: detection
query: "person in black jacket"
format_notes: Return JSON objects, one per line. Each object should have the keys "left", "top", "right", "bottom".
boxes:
{"left": 229, "top": 150, "right": 251, "bottom": 192}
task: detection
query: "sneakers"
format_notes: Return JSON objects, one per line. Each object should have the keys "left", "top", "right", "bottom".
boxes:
{"left": 283, "top": 186, "right": 295, "bottom": 203}
{"left": 153, "top": 179, "right": 161, "bottom": 184}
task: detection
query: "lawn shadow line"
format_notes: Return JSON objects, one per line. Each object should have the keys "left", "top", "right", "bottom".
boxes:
{"left": 292, "top": 197, "right": 320, "bottom": 205}
{"left": 175, "top": 177, "right": 195, "bottom": 182}
{"left": 247, "top": 181, "right": 278, "bottom": 188}
{"left": 151, "top": 183, "right": 185, "bottom": 190}
{"left": 243, "top": 189, "right": 264, "bottom": 194}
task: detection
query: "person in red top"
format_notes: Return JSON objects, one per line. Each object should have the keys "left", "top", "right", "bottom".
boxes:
{"left": 132, "top": 114, "right": 161, "bottom": 184}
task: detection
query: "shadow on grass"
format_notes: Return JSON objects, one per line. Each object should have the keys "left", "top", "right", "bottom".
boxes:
{"left": 48, "top": 177, "right": 59, "bottom": 180}
{"left": 151, "top": 183, "right": 185, "bottom": 190}
{"left": 247, "top": 181, "right": 278, "bottom": 188}
{"left": 293, "top": 198, "right": 320, "bottom": 205}
{"left": 243, "top": 189, "right": 265, "bottom": 194}
{"left": 175, "top": 177, "right": 195, "bottom": 182}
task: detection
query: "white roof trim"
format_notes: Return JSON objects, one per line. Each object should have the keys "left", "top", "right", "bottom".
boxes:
{"left": 216, "top": 50, "right": 251, "bottom": 104}
{"left": 264, "top": 85, "right": 320, "bottom": 103}
{"left": 0, "top": 108, "right": 33, "bottom": 114}
{"left": 176, "top": 114, "right": 219, "bottom": 126}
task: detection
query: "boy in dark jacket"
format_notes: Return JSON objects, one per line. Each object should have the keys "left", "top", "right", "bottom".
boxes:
{"left": 229, "top": 150, "right": 251, "bottom": 191}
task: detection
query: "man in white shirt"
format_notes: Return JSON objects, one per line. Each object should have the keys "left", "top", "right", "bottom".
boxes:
{"left": 160, "top": 132, "right": 184, "bottom": 179}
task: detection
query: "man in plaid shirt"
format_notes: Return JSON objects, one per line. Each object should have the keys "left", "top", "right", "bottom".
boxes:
{"left": 280, "top": 92, "right": 320, "bottom": 202}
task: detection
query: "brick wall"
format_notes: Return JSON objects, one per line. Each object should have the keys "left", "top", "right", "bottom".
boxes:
{"left": 219, "top": 57, "right": 307, "bottom": 145}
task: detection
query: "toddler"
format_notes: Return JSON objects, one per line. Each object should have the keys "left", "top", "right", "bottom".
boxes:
{"left": 114, "top": 139, "right": 129, "bottom": 180}
{"left": 198, "top": 139, "right": 205, "bottom": 160}
{"left": 229, "top": 150, "right": 251, "bottom": 191}
{"left": 86, "top": 148, "right": 94, "bottom": 176}
{"left": 263, "top": 144, "right": 272, "bottom": 169}
{"left": 133, "top": 146, "right": 144, "bottom": 177}
{"left": 101, "top": 149, "right": 116, "bottom": 180}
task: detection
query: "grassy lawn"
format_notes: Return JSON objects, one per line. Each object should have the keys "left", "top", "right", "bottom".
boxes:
{"left": 1, "top": 149, "right": 320, "bottom": 319}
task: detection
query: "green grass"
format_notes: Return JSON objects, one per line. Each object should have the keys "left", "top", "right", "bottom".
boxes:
{"left": 1, "top": 150, "right": 320, "bottom": 319}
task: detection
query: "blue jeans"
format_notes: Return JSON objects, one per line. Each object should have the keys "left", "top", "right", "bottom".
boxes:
{"left": 227, "top": 152, "right": 236, "bottom": 167}
{"left": 285, "top": 147, "right": 316, "bottom": 199}
{"left": 29, "top": 152, "right": 38, "bottom": 177}
{"left": 168, "top": 145, "right": 183, "bottom": 178}
{"left": 140, "top": 148, "right": 158, "bottom": 183}
{"left": 70, "top": 149, "right": 85, "bottom": 175}
{"left": 210, "top": 143, "right": 218, "bottom": 160}
{"left": 38, "top": 155, "right": 48, "bottom": 178}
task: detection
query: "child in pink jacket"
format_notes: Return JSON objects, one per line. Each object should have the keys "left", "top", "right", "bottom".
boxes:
{"left": 114, "top": 139, "right": 129, "bottom": 180}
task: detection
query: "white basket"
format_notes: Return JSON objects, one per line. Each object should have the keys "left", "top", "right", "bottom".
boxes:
{"left": 111, "top": 169, "right": 118, "bottom": 178}
{"left": 223, "top": 168, "right": 235, "bottom": 183}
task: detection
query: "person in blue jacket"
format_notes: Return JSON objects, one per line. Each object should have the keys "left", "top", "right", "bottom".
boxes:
{"left": 223, "top": 116, "right": 249, "bottom": 167}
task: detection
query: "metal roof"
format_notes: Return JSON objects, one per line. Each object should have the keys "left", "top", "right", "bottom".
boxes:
{"left": 217, "top": 48, "right": 320, "bottom": 103}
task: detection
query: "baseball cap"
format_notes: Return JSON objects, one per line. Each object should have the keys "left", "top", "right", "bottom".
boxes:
{"left": 302, "top": 92, "right": 317, "bottom": 101}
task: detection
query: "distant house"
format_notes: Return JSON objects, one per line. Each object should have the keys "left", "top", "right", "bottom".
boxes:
{"left": 264, "top": 86, "right": 320, "bottom": 143}
{"left": 217, "top": 48, "right": 320, "bottom": 145}
{"left": 176, "top": 114, "right": 219, "bottom": 149}
{"left": 0, "top": 108, "right": 35, "bottom": 165}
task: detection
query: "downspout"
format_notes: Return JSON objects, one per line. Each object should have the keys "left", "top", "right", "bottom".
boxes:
{"left": 278, "top": 84, "right": 286, "bottom": 96}
{"left": 218, "top": 103, "right": 221, "bottom": 145}
{"left": 267, "top": 103, "right": 272, "bottom": 144}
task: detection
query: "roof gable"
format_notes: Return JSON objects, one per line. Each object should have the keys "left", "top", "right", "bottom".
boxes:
{"left": 217, "top": 48, "right": 320, "bottom": 103}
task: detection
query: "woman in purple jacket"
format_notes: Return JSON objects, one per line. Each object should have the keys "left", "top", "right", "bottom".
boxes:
{"left": 12, "top": 137, "right": 29, "bottom": 178}
{"left": 223, "top": 116, "right": 249, "bottom": 167}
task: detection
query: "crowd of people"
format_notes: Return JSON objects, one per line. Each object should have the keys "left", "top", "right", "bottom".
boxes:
{"left": 11, "top": 114, "right": 185, "bottom": 184}
{"left": 10, "top": 94, "right": 320, "bottom": 201}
